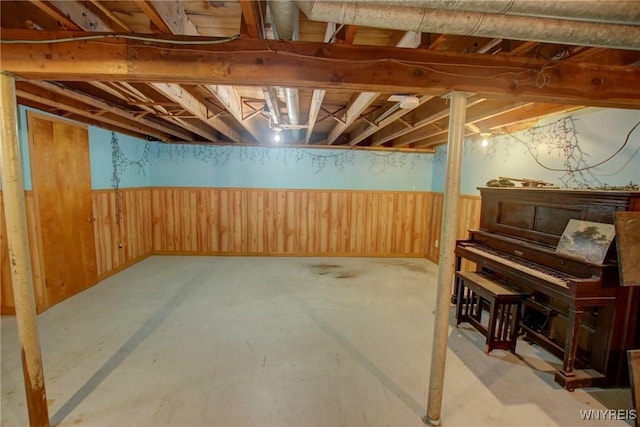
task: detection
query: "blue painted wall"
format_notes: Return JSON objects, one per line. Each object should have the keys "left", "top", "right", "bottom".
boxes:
{"left": 90, "top": 127, "right": 151, "bottom": 190}
{"left": 432, "top": 107, "right": 640, "bottom": 195}
{"left": 149, "top": 144, "right": 433, "bottom": 191}
{"left": 1, "top": 107, "right": 151, "bottom": 190}
{"left": 5, "top": 106, "right": 638, "bottom": 196}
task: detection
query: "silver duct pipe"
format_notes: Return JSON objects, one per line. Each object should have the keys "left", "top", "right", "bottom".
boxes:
{"left": 336, "top": 1, "right": 640, "bottom": 25}
{"left": 269, "top": 1, "right": 298, "bottom": 40}
{"left": 270, "top": 1, "right": 302, "bottom": 142}
{"left": 297, "top": 1, "right": 640, "bottom": 50}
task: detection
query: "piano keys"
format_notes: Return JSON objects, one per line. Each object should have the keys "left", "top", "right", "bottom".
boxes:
{"left": 455, "top": 187, "right": 640, "bottom": 391}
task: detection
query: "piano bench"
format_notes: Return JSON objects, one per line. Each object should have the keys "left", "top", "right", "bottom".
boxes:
{"left": 455, "top": 271, "right": 529, "bottom": 354}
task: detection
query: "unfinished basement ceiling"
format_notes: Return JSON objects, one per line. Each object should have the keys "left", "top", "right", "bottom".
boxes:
{"left": 1, "top": 1, "right": 639, "bottom": 150}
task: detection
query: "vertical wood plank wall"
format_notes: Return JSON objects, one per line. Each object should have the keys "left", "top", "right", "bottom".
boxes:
{"left": 1, "top": 189, "right": 152, "bottom": 313}
{"left": 151, "top": 188, "right": 439, "bottom": 256}
{"left": 93, "top": 189, "right": 153, "bottom": 279}
{"left": 424, "top": 193, "right": 482, "bottom": 268}
{"left": 1, "top": 188, "right": 481, "bottom": 313}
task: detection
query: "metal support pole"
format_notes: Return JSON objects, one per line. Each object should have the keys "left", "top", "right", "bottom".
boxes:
{"left": 424, "top": 91, "right": 468, "bottom": 426}
{"left": 0, "top": 72, "right": 50, "bottom": 427}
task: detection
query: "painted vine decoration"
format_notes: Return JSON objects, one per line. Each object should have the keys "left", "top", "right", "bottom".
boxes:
{"left": 157, "top": 143, "right": 422, "bottom": 173}
{"left": 110, "top": 132, "right": 150, "bottom": 247}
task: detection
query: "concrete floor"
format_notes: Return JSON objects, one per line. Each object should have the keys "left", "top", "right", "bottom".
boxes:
{"left": 1, "top": 256, "right": 635, "bottom": 427}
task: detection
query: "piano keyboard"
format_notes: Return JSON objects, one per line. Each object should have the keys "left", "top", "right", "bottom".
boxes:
{"left": 460, "top": 244, "right": 571, "bottom": 288}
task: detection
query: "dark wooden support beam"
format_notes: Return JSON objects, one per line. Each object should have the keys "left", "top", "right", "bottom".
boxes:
{"left": 239, "top": 0, "right": 266, "bottom": 39}
{"left": 2, "top": 30, "right": 639, "bottom": 109}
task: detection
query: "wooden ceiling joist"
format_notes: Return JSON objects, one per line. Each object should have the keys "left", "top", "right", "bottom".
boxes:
{"left": 96, "top": 81, "right": 218, "bottom": 141}
{"left": 136, "top": 0, "right": 198, "bottom": 36}
{"left": 326, "top": 31, "right": 421, "bottom": 145}
{"left": 16, "top": 83, "right": 173, "bottom": 141}
{"left": 149, "top": 82, "right": 239, "bottom": 142}
{"left": 3, "top": 31, "right": 638, "bottom": 109}
{"left": 394, "top": 99, "right": 528, "bottom": 148}
{"left": 370, "top": 96, "right": 484, "bottom": 147}
{"left": 239, "top": 0, "right": 265, "bottom": 39}
{"left": 26, "top": 80, "right": 194, "bottom": 141}
{"left": 348, "top": 95, "right": 434, "bottom": 146}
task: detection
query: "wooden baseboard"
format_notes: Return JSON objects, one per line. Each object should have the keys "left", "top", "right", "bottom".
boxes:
{"left": 1, "top": 306, "right": 16, "bottom": 316}
{"left": 96, "top": 252, "right": 152, "bottom": 282}
{"left": 151, "top": 250, "right": 427, "bottom": 258}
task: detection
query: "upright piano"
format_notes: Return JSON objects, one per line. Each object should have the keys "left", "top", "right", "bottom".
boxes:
{"left": 455, "top": 187, "right": 640, "bottom": 391}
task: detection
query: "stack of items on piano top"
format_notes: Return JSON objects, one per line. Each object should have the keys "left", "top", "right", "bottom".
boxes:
{"left": 454, "top": 186, "right": 640, "bottom": 391}
{"left": 485, "top": 176, "right": 557, "bottom": 188}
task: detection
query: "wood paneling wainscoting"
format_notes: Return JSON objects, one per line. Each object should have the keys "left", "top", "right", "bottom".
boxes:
{"left": 151, "top": 188, "right": 435, "bottom": 257}
{"left": 424, "top": 193, "right": 482, "bottom": 268}
{"left": 1, "top": 191, "right": 46, "bottom": 314}
{"left": 150, "top": 188, "right": 481, "bottom": 258}
{"left": 93, "top": 188, "right": 152, "bottom": 279}
{"left": 2, "top": 188, "right": 481, "bottom": 313}
{"left": 1, "top": 188, "right": 152, "bottom": 314}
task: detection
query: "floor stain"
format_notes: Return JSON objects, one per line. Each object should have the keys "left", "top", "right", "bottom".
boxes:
{"left": 309, "top": 264, "right": 358, "bottom": 279}
{"left": 336, "top": 272, "right": 356, "bottom": 279}
{"left": 380, "top": 259, "right": 428, "bottom": 273}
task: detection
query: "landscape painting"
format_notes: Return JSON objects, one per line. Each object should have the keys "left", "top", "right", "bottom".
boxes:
{"left": 556, "top": 219, "right": 616, "bottom": 264}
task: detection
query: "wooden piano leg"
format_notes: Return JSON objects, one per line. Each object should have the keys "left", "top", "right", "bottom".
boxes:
{"left": 455, "top": 276, "right": 464, "bottom": 326}
{"left": 451, "top": 255, "right": 463, "bottom": 304}
{"left": 555, "top": 307, "right": 585, "bottom": 391}
{"left": 563, "top": 308, "right": 583, "bottom": 377}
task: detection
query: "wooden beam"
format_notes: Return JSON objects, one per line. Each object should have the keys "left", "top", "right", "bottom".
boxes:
{"left": 238, "top": 0, "right": 281, "bottom": 133}
{"left": 28, "top": 0, "right": 82, "bottom": 30}
{"left": 205, "top": 85, "right": 261, "bottom": 141}
{"left": 26, "top": 1, "right": 200, "bottom": 141}
{"left": 336, "top": 25, "right": 359, "bottom": 44}
{"left": 16, "top": 82, "right": 176, "bottom": 141}
{"left": 96, "top": 81, "right": 216, "bottom": 141}
{"left": 371, "top": 96, "right": 484, "bottom": 146}
{"left": 88, "top": 0, "right": 132, "bottom": 32}
{"left": 503, "top": 40, "right": 539, "bottom": 57}
{"left": 239, "top": 0, "right": 265, "bottom": 39}
{"left": 305, "top": 89, "right": 326, "bottom": 144}
{"left": 2, "top": 31, "right": 640, "bottom": 109}
{"left": 304, "top": 22, "right": 336, "bottom": 144}
{"left": 24, "top": 81, "right": 193, "bottom": 140}
{"left": 0, "top": 73, "right": 50, "bottom": 427}
{"left": 326, "top": 30, "right": 421, "bottom": 145}
{"left": 149, "top": 82, "right": 239, "bottom": 142}
{"left": 327, "top": 92, "right": 379, "bottom": 145}
{"left": 33, "top": 1, "right": 114, "bottom": 32}
{"left": 478, "top": 103, "right": 585, "bottom": 133}
{"left": 394, "top": 99, "right": 526, "bottom": 147}
{"left": 133, "top": 2, "right": 260, "bottom": 141}
{"left": 135, "top": 0, "right": 198, "bottom": 36}
{"left": 412, "top": 103, "right": 584, "bottom": 148}
{"left": 349, "top": 95, "right": 434, "bottom": 146}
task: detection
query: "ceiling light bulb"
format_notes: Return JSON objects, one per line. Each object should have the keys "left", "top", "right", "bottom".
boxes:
{"left": 274, "top": 133, "right": 281, "bottom": 142}
{"left": 480, "top": 132, "right": 490, "bottom": 148}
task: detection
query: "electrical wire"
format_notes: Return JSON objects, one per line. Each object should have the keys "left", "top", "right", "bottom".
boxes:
{"left": 509, "top": 119, "right": 640, "bottom": 173}
{"left": 1, "top": 33, "right": 545, "bottom": 83}
{"left": 0, "top": 33, "right": 241, "bottom": 45}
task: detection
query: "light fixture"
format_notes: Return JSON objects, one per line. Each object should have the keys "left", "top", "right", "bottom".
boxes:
{"left": 388, "top": 94, "right": 420, "bottom": 109}
{"left": 273, "top": 126, "right": 282, "bottom": 143}
{"left": 480, "top": 132, "right": 491, "bottom": 148}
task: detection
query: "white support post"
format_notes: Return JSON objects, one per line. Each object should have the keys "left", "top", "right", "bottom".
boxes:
{"left": 0, "top": 72, "right": 50, "bottom": 427}
{"left": 424, "top": 91, "right": 468, "bottom": 426}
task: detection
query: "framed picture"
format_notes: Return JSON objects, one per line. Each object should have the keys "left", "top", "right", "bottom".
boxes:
{"left": 556, "top": 219, "right": 616, "bottom": 264}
